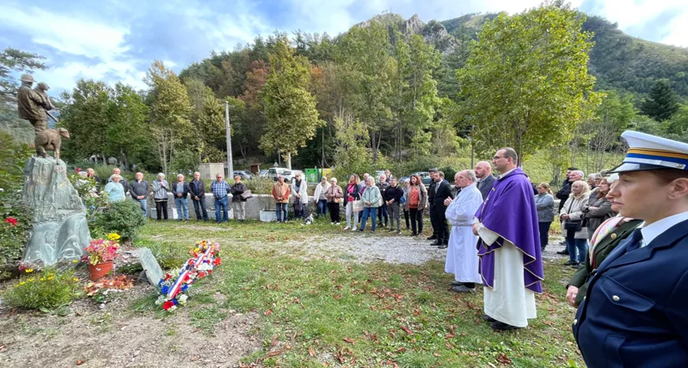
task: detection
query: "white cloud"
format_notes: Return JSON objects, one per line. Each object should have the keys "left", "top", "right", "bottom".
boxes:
{"left": 586, "top": 0, "right": 688, "bottom": 47}
{"left": 4, "top": 0, "right": 686, "bottom": 95}
{"left": 0, "top": 6, "right": 128, "bottom": 60}
{"left": 0, "top": 4, "right": 141, "bottom": 91}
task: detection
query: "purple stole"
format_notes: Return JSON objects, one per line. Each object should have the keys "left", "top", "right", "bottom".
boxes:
{"left": 475, "top": 167, "right": 544, "bottom": 293}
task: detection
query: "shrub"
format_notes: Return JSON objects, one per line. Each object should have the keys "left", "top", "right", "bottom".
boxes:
{"left": 2, "top": 268, "right": 81, "bottom": 311}
{"left": 95, "top": 200, "right": 145, "bottom": 241}
{"left": 69, "top": 174, "right": 110, "bottom": 224}
{"left": 0, "top": 132, "right": 33, "bottom": 279}
{"left": 242, "top": 178, "right": 276, "bottom": 195}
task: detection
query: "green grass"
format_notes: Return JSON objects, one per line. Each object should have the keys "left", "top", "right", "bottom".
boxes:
{"left": 132, "top": 220, "right": 584, "bottom": 367}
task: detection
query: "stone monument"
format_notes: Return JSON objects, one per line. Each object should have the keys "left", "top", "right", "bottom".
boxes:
{"left": 138, "top": 247, "right": 164, "bottom": 288}
{"left": 17, "top": 74, "right": 89, "bottom": 266}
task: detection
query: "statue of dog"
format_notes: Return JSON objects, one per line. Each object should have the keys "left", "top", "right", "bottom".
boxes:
{"left": 35, "top": 128, "right": 70, "bottom": 162}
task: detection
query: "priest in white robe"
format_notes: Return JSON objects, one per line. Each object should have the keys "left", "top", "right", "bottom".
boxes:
{"left": 473, "top": 148, "right": 544, "bottom": 331}
{"left": 444, "top": 170, "right": 484, "bottom": 293}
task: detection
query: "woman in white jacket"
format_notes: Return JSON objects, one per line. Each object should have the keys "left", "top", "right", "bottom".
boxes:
{"left": 290, "top": 172, "right": 309, "bottom": 221}
{"left": 312, "top": 176, "right": 330, "bottom": 217}
{"left": 559, "top": 180, "right": 591, "bottom": 267}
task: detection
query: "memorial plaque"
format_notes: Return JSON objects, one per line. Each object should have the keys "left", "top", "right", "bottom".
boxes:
{"left": 139, "top": 247, "right": 164, "bottom": 288}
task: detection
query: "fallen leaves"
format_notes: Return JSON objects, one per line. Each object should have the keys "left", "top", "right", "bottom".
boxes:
{"left": 264, "top": 309, "right": 273, "bottom": 316}
{"left": 83, "top": 275, "right": 133, "bottom": 296}
{"left": 76, "top": 360, "right": 86, "bottom": 365}
{"left": 363, "top": 330, "right": 378, "bottom": 342}
{"left": 445, "top": 325, "right": 456, "bottom": 339}
{"left": 308, "top": 346, "right": 316, "bottom": 357}
{"left": 400, "top": 325, "right": 414, "bottom": 336}
{"left": 343, "top": 337, "right": 356, "bottom": 344}
{"left": 497, "top": 352, "right": 512, "bottom": 365}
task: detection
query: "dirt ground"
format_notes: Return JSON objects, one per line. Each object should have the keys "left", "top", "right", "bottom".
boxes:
{"left": 0, "top": 278, "right": 261, "bottom": 368}
{"left": 0, "top": 230, "right": 568, "bottom": 368}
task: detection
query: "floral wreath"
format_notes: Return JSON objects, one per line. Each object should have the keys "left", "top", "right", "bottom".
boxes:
{"left": 155, "top": 240, "right": 221, "bottom": 311}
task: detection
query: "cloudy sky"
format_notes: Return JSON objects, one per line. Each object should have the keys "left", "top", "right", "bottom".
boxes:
{"left": 2, "top": 0, "right": 686, "bottom": 94}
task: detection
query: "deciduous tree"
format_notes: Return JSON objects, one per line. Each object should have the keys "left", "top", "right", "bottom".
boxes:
{"left": 259, "top": 37, "right": 323, "bottom": 169}
{"left": 457, "top": 1, "right": 600, "bottom": 162}
{"left": 146, "top": 60, "right": 192, "bottom": 174}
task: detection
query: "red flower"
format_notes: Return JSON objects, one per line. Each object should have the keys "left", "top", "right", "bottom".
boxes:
{"left": 4, "top": 217, "right": 17, "bottom": 226}
{"left": 213, "top": 258, "right": 221, "bottom": 266}
{"left": 198, "top": 271, "right": 206, "bottom": 278}
{"left": 163, "top": 300, "right": 175, "bottom": 310}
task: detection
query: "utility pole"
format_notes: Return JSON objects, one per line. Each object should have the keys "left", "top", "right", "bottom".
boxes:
{"left": 225, "top": 101, "right": 234, "bottom": 180}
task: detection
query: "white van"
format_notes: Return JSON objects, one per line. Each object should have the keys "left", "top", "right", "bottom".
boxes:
{"left": 265, "top": 167, "right": 304, "bottom": 182}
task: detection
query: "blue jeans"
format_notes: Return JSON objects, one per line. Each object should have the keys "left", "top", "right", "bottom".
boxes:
{"left": 317, "top": 199, "right": 328, "bottom": 215}
{"left": 214, "top": 196, "right": 229, "bottom": 223}
{"left": 538, "top": 222, "right": 551, "bottom": 250}
{"left": 133, "top": 198, "right": 147, "bottom": 218}
{"left": 360, "top": 207, "right": 378, "bottom": 231}
{"left": 276, "top": 202, "right": 288, "bottom": 222}
{"left": 175, "top": 197, "right": 189, "bottom": 220}
{"left": 566, "top": 235, "right": 588, "bottom": 263}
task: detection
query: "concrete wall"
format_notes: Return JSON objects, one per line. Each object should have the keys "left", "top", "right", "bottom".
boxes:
{"left": 197, "top": 163, "right": 225, "bottom": 181}
{"left": 146, "top": 193, "right": 327, "bottom": 221}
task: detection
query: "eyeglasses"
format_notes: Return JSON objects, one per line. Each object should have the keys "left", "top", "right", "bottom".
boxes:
{"left": 493, "top": 156, "right": 505, "bottom": 160}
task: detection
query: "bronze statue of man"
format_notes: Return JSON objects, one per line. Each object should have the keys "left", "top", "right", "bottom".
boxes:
{"left": 17, "top": 74, "right": 54, "bottom": 156}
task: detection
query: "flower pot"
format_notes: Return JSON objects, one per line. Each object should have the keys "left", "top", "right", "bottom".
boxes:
{"left": 259, "top": 210, "right": 277, "bottom": 222}
{"left": 88, "top": 260, "right": 113, "bottom": 281}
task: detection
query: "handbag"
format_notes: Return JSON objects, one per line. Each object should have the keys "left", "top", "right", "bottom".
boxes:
{"left": 352, "top": 199, "right": 364, "bottom": 212}
{"left": 564, "top": 219, "right": 583, "bottom": 232}
{"left": 334, "top": 197, "right": 343, "bottom": 203}
{"left": 240, "top": 189, "right": 252, "bottom": 200}
{"left": 563, "top": 199, "right": 582, "bottom": 232}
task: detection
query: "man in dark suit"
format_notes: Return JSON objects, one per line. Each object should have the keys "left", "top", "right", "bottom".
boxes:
{"left": 427, "top": 169, "right": 439, "bottom": 241}
{"left": 573, "top": 131, "right": 688, "bottom": 367}
{"left": 431, "top": 171, "right": 454, "bottom": 247}
{"left": 474, "top": 161, "right": 496, "bottom": 200}
{"left": 556, "top": 168, "right": 581, "bottom": 254}
{"left": 189, "top": 171, "right": 208, "bottom": 221}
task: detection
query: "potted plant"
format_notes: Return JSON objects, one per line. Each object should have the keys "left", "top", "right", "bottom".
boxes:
{"left": 83, "top": 233, "right": 120, "bottom": 281}
{"left": 259, "top": 196, "right": 277, "bottom": 222}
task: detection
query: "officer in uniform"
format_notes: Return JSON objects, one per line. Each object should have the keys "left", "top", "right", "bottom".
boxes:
{"left": 573, "top": 131, "right": 688, "bottom": 367}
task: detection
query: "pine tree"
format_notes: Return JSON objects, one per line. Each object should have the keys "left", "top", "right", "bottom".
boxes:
{"left": 641, "top": 79, "right": 680, "bottom": 122}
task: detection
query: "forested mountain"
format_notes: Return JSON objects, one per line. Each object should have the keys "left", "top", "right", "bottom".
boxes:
{"left": 3, "top": 5, "right": 687, "bottom": 175}
{"left": 440, "top": 13, "right": 688, "bottom": 99}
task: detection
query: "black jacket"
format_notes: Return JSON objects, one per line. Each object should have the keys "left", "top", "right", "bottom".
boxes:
{"left": 189, "top": 180, "right": 206, "bottom": 198}
{"left": 171, "top": 181, "right": 190, "bottom": 199}
{"left": 230, "top": 182, "right": 247, "bottom": 202}
{"left": 556, "top": 179, "right": 572, "bottom": 210}
{"left": 477, "top": 175, "right": 496, "bottom": 200}
{"left": 383, "top": 186, "right": 404, "bottom": 203}
{"left": 432, "top": 180, "right": 453, "bottom": 207}
{"left": 129, "top": 180, "right": 149, "bottom": 198}
{"left": 556, "top": 179, "right": 572, "bottom": 201}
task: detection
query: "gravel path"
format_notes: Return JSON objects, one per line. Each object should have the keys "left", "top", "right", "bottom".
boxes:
{"left": 264, "top": 231, "right": 569, "bottom": 265}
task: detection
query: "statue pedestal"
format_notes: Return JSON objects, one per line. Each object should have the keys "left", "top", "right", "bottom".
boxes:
{"left": 21, "top": 157, "right": 89, "bottom": 266}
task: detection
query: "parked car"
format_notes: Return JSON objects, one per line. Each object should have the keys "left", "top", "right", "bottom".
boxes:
{"left": 265, "top": 167, "right": 304, "bottom": 182}
{"left": 231, "top": 170, "right": 252, "bottom": 180}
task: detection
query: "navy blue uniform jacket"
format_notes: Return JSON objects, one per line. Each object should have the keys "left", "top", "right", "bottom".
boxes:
{"left": 573, "top": 219, "right": 688, "bottom": 367}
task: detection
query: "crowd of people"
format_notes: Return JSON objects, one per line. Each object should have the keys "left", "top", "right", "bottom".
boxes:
{"left": 78, "top": 129, "right": 688, "bottom": 366}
